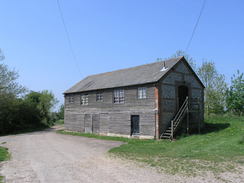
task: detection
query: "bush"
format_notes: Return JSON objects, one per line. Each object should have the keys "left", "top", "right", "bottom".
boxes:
{"left": 0, "top": 94, "right": 46, "bottom": 134}
{"left": 0, "top": 90, "right": 57, "bottom": 135}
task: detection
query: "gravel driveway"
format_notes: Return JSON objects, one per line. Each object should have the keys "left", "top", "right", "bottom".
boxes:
{"left": 0, "top": 128, "right": 243, "bottom": 183}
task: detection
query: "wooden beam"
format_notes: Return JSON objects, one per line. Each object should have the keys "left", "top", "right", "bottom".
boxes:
{"left": 154, "top": 85, "right": 160, "bottom": 139}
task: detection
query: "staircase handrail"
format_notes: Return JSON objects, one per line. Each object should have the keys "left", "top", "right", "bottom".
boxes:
{"left": 171, "top": 96, "right": 189, "bottom": 139}
{"left": 160, "top": 97, "right": 189, "bottom": 140}
{"left": 172, "top": 96, "right": 188, "bottom": 123}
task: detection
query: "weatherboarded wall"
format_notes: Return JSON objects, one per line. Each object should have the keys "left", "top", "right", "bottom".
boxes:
{"left": 64, "top": 84, "right": 156, "bottom": 138}
{"left": 159, "top": 61, "right": 204, "bottom": 135}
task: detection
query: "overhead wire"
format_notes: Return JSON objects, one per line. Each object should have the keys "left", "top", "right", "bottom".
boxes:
{"left": 185, "top": 0, "right": 207, "bottom": 52}
{"left": 56, "top": 0, "right": 81, "bottom": 75}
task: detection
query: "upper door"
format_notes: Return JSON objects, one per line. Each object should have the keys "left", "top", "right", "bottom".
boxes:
{"left": 178, "top": 85, "right": 189, "bottom": 108}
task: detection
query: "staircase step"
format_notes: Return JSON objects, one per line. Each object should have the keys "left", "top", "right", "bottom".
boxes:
{"left": 163, "top": 132, "right": 171, "bottom": 136}
{"left": 163, "top": 97, "right": 189, "bottom": 140}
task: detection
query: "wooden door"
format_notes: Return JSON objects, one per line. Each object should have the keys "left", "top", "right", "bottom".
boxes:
{"left": 131, "top": 115, "right": 140, "bottom": 135}
{"left": 84, "top": 114, "right": 92, "bottom": 133}
{"left": 92, "top": 114, "right": 100, "bottom": 133}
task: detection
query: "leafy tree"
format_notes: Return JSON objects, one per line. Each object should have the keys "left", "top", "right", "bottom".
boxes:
{"left": 0, "top": 51, "right": 25, "bottom": 96}
{"left": 198, "top": 61, "right": 227, "bottom": 115}
{"left": 0, "top": 90, "right": 58, "bottom": 134}
{"left": 49, "top": 104, "right": 64, "bottom": 125}
{"left": 0, "top": 64, "right": 26, "bottom": 95}
{"left": 57, "top": 104, "right": 64, "bottom": 120}
{"left": 24, "top": 90, "right": 58, "bottom": 125}
{"left": 0, "top": 93, "right": 42, "bottom": 134}
{"left": 226, "top": 70, "right": 244, "bottom": 115}
{"left": 0, "top": 49, "right": 58, "bottom": 134}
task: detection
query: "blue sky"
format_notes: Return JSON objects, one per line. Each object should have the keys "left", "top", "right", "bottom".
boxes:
{"left": 0, "top": 0, "right": 243, "bottom": 108}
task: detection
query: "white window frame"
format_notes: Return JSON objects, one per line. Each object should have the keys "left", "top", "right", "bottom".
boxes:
{"left": 80, "top": 94, "right": 88, "bottom": 105}
{"left": 68, "top": 96, "right": 74, "bottom": 103}
{"left": 114, "top": 89, "right": 124, "bottom": 104}
{"left": 96, "top": 92, "right": 103, "bottom": 102}
{"left": 138, "top": 87, "right": 147, "bottom": 99}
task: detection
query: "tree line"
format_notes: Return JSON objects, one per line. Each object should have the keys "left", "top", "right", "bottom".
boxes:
{"left": 0, "top": 49, "right": 63, "bottom": 134}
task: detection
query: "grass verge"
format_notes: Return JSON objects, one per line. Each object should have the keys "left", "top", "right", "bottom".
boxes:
{"left": 0, "top": 146, "right": 9, "bottom": 162}
{"left": 0, "top": 146, "right": 10, "bottom": 183}
{"left": 58, "top": 115, "right": 244, "bottom": 175}
{"left": 57, "top": 130, "right": 136, "bottom": 143}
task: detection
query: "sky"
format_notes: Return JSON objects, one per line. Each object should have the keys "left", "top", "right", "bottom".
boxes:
{"left": 0, "top": 0, "right": 243, "bottom": 108}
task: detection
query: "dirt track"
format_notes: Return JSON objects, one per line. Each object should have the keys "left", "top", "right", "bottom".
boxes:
{"left": 0, "top": 128, "right": 243, "bottom": 183}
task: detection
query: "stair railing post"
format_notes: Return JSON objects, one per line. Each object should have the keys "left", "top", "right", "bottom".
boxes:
{"left": 171, "top": 120, "right": 174, "bottom": 140}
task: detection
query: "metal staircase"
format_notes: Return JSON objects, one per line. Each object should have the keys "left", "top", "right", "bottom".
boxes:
{"left": 160, "top": 97, "right": 189, "bottom": 140}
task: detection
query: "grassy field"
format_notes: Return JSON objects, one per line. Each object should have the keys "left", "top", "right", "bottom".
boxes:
{"left": 54, "top": 119, "right": 64, "bottom": 125}
{"left": 58, "top": 115, "right": 244, "bottom": 174}
{"left": 0, "top": 146, "right": 10, "bottom": 183}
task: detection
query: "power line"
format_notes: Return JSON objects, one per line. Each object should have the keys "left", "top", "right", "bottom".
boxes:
{"left": 56, "top": 0, "right": 81, "bottom": 75}
{"left": 185, "top": 0, "right": 207, "bottom": 52}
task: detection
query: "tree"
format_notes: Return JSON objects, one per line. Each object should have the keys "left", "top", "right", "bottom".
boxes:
{"left": 0, "top": 48, "right": 58, "bottom": 134}
{"left": 0, "top": 64, "right": 26, "bottom": 95}
{"left": 226, "top": 70, "right": 244, "bottom": 115}
{"left": 25, "top": 90, "right": 58, "bottom": 125}
{"left": 198, "top": 61, "right": 227, "bottom": 115}
{"left": 0, "top": 93, "right": 42, "bottom": 134}
{"left": 57, "top": 104, "right": 64, "bottom": 120}
{"left": 0, "top": 50, "right": 25, "bottom": 96}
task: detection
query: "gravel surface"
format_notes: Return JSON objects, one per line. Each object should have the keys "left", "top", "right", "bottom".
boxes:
{"left": 0, "top": 128, "right": 243, "bottom": 183}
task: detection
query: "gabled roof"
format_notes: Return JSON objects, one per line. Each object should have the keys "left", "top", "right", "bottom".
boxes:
{"left": 64, "top": 56, "right": 203, "bottom": 94}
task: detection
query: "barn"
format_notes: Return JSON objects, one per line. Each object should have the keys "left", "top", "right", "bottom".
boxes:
{"left": 64, "top": 56, "right": 204, "bottom": 139}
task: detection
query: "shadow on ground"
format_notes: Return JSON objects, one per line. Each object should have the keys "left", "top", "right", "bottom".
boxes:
{"left": 201, "top": 122, "right": 230, "bottom": 134}
{"left": 0, "top": 125, "right": 55, "bottom": 137}
{"left": 175, "top": 121, "right": 230, "bottom": 139}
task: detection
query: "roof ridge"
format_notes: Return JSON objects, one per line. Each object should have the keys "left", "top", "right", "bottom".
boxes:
{"left": 86, "top": 56, "right": 182, "bottom": 78}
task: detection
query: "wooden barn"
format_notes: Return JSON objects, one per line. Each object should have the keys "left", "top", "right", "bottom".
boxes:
{"left": 64, "top": 56, "right": 204, "bottom": 139}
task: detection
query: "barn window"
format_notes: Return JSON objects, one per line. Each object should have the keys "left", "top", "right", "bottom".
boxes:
{"left": 138, "top": 87, "right": 147, "bottom": 99}
{"left": 96, "top": 92, "right": 103, "bottom": 102}
{"left": 68, "top": 96, "right": 74, "bottom": 103}
{"left": 114, "top": 89, "right": 124, "bottom": 104}
{"left": 80, "top": 94, "right": 88, "bottom": 105}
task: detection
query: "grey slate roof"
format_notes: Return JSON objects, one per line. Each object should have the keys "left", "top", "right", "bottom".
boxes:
{"left": 65, "top": 56, "right": 184, "bottom": 94}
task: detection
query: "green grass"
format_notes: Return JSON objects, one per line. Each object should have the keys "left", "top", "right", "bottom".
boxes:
{"left": 58, "top": 115, "right": 244, "bottom": 175}
{"left": 57, "top": 130, "right": 135, "bottom": 142}
{"left": 0, "top": 146, "right": 9, "bottom": 162}
{"left": 0, "top": 176, "right": 3, "bottom": 183}
{"left": 54, "top": 119, "right": 64, "bottom": 125}
{"left": 0, "top": 146, "right": 10, "bottom": 183}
